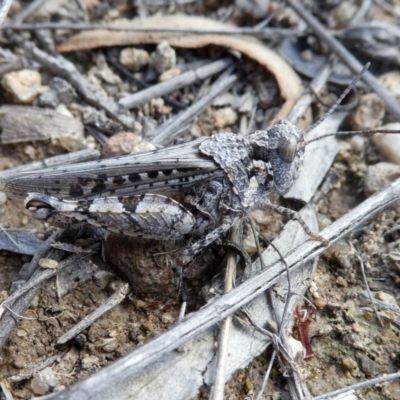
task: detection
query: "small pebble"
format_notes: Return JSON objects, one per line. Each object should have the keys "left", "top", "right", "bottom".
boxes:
{"left": 161, "top": 313, "right": 173, "bottom": 324}
{"left": 300, "top": 49, "right": 313, "bottom": 61}
{"left": 357, "top": 354, "right": 378, "bottom": 377}
{"left": 317, "top": 214, "right": 332, "bottom": 231}
{"left": 1, "top": 70, "right": 45, "bottom": 104}
{"left": 136, "top": 300, "right": 146, "bottom": 308}
{"left": 364, "top": 162, "right": 400, "bottom": 196}
{"left": 372, "top": 123, "right": 400, "bottom": 165}
{"left": 286, "top": 337, "right": 305, "bottom": 361}
{"left": 150, "top": 97, "right": 165, "bottom": 114}
{"left": 31, "top": 367, "right": 59, "bottom": 396}
{"left": 323, "top": 240, "right": 354, "bottom": 270}
{"left": 308, "top": 281, "right": 318, "bottom": 294}
{"left": 81, "top": 355, "right": 99, "bottom": 370}
{"left": 349, "top": 135, "right": 366, "bottom": 154}
{"left": 102, "top": 132, "right": 142, "bottom": 157}
{"left": 149, "top": 41, "right": 176, "bottom": 73}
{"left": 242, "top": 234, "right": 257, "bottom": 255}
{"left": 13, "top": 354, "right": 28, "bottom": 369}
{"left": 39, "top": 258, "right": 59, "bottom": 269}
{"left": 350, "top": 93, "right": 385, "bottom": 130}
{"left": 213, "top": 107, "right": 238, "bottom": 129}
{"left": 379, "top": 71, "right": 400, "bottom": 101}
{"left": 336, "top": 276, "right": 347, "bottom": 287}
{"left": 101, "top": 339, "right": 118, "bottom": 353}
{"left": 314, "top": 297, "right": 327, "bottom": 309}
{"left": 16, "top": 329, "right": 27, "bottom": 337}
{"left": 24, "top": 144, "right": 36, "bottom": 160}
{"left": 332, "top": 2, "right": 358, "bottom": 25}
{"left": 142, "top": 320, "right": 154, "bottom": 332}
{"left": 376, "top": 291, "right": 400, "bottom": 309}
{"left": 342, "top": 356, "right": 359, "bottom": 374}
{"left": 120, "top": 47, "right": 150, "bottom": 71}
{"left": 157, "top": 105, "right": 172, "bottom": 115}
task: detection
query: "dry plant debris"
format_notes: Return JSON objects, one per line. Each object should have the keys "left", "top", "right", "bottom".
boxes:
{"left": 0, "top": 1, "right": 400, "bottom": 400}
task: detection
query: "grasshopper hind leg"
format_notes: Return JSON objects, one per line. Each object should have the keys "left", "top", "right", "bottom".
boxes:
{"left": 25, "top": 192, "right": 196, "bottom": 241}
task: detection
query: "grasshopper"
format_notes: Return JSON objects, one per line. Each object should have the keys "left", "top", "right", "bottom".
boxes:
{"left": 5, "top": 119, "right": 305, "bottom": 264}
{"left": 5, "top": 67, "right": 399, "bottom": 265}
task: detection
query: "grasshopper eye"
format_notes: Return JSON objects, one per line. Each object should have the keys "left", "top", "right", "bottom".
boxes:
{"left": 278, "top": 136, "right": 298, "bottom": 163}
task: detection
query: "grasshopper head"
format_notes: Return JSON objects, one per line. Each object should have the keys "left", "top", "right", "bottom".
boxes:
{"left": 249, "top": 120, "right": 305, "bottom": 195}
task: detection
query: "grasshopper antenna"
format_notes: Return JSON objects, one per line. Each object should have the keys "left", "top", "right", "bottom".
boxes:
{"left": 304, "top": 63, "right": 371, "bottom": 135}
{"left": 305, "top": 128, "right": 400, "bottom": 145}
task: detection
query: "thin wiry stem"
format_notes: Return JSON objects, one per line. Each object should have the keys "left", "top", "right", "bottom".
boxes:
{"left": 357, "top": 255, "right": 385, "bottom": 328}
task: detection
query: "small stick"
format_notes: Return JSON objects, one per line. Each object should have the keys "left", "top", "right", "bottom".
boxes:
{"left": 178, "top": 301, "right": 187, "bottom": 321}
{"left": 0, "top": 0, "right": 13, "bottom": 26}
{"left": 210, "top": 224, "right": 240, "bottom": 400}
{"left": 255, "top": 350, "right": 277, "bottom": 400}
{"left": 119, "top": 58, "right": 233, "bottom": 110}
{"left": 57, "top": 283, "right": 130, "bottom": 345}
{"left": 152, "top": 73, "right": 237, "bottom": 145}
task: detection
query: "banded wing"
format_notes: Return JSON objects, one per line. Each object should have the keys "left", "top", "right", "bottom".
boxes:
{"left": 5, "top": 138, "right": 222, "bottom": 200}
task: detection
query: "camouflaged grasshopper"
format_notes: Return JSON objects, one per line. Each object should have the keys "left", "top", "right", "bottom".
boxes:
{"left": 5, "top": 119, "right": 306, "bottom": 264}
{"left": 5, "top": 66, "right": 398, "bottom": 265}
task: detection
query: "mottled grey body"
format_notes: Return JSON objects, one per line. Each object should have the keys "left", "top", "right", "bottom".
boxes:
{"left": 5, "top": 119, "right": 305, "bottom": 263}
